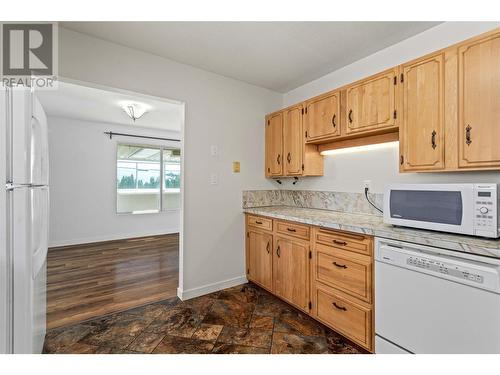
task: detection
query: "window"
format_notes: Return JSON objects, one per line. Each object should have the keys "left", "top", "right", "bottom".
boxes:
{"left": 117, "top": 144, "right": 181, "bottom": 214}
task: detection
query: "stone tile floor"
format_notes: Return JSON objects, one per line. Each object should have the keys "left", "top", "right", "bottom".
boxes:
{"left": 43, "top": 283, "right": 367, "bottom": 354}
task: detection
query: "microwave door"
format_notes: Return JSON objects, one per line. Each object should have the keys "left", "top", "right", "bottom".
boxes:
{"left": 385, "top": 186, "right": 474, "bottom": 235}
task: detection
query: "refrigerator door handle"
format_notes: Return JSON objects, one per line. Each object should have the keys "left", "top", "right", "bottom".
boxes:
{"left": 6, "top": 183, "right": 47, "bottom": 191}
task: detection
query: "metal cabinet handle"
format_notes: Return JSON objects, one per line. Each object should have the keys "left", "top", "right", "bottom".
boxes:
{"left": 332, "top": 114, "right": 336, "bottom": 128}
{"left": 348, "top": 110, "right": 353, "bottom": 123}
{"left": 287, "top": 228, "right": 296, "bottom": 232}
{"left": 333, "top": 302, "right": 347, "bottom": 311}
{"left": 466, "top": 125, "right": 472, "bottom": 146}
{"left": 333, "top": 240, "right": 347, "bottom": 246}
{"left": 276, "top": 245, "right": 281, "bottom": 258}
{"left": 287, "top": 152, "right": 291, "bottom": 163}
{"left": 277, "top": 154, "right": 281, "bottom": 165}
{"left": 266, "top": 241, "right": 270, "bottom": 254}
{"left": 333, "top": 262, "right": 347, "bottom": 269}
{"left": 431, "top": 130, "right": 437, "bottom": 150}
{"left": 255, "top": 220, "right": 263, "bottom": 225}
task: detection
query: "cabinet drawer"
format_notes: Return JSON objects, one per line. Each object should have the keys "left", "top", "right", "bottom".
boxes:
{"left": 247, "top": 215, "right": 273, "bottom": 231}
{"left": 315, "top": 228, "right": 372, "bottom": 256}
{"left": 316, "top": 244, "right": 372, "bottom": 303}
{"left": 276, "top": 220, "right": 310, "bottom": 240}
{"left": 315, "top": 285, "right": 372, "bottom": 351}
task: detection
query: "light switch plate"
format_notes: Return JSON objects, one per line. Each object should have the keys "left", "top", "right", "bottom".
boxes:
{"left": 210, "top": 173, "right": 218, "bottom": 185}
{"left": 210, "top": 145, "right": 218, "bottom": 157}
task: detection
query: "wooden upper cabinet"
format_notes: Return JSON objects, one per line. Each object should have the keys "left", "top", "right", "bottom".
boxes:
{"left": 400, "top": 53, "right": 445, "bottom": 171}
{"left": 247, "top": 230, "right": 273, "bottom": 291}
{"left": 458, "top": 31, "right": 500, "bottom": 169}
{"left": 345, "top": 68, "right": 398, "bottom": 135}
{"left": 265, "top": 112, "right": 283, "bottom": 177}
{"left": 304, "top": 91, "right": 341, "bottom": 142}
{"left": 283, "top": 105, "right": 304, "bottom": 175}
{"left": 273, "top": 236, "right": 309, "bottom": 312}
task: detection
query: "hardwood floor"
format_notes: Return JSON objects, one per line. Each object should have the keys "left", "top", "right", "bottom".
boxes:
{"left": 47, "top": 234, "right": 179, "bottom": 330}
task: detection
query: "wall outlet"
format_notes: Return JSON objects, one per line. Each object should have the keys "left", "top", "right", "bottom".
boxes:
{"left": 363, "top": 180, "right": 371, "bottom": 191}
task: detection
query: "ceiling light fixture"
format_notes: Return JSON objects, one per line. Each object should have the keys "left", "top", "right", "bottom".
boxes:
{"left": 121, "top": 102, "right": 149, "bottom": 122}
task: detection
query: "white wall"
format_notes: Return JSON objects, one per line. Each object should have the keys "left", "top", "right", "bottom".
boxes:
{"left": 57, "top": 28, "right": 281, "bottom": 297}
{"left": 281, "top": 22, "right": 500, "bottom": 193}
{"left": 48, "top": 116, "right": 181, "bottom": 247}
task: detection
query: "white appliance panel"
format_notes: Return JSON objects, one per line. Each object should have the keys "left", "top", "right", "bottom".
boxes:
{"left": 4, "top": 87, "right": 48, "bottom": 354}
{"left": 375, "top": 336, "right": 411, "bottom": 354}
{"left": 375, "top": 239, "right": 500, "bottom": 354}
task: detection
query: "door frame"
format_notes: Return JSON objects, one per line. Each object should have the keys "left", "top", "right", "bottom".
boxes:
{"left": 56, "top": 76, "right": 186, "bottom": 296}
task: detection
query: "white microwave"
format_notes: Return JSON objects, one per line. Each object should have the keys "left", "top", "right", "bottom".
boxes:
{"left": 384, "top": 183, "right": 500, "bottom": 238}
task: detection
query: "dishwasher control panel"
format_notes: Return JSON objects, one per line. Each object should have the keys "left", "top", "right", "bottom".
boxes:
{"left": 407, "top": 256, "right": 484, "bottom": 284}
{"left": 376, "top": 240, "right": 500, "bottom": 293}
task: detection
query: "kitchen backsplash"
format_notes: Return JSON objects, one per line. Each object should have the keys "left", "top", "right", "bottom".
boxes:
{"left": 242, "top": 190, "right": 384, "bottom": 216}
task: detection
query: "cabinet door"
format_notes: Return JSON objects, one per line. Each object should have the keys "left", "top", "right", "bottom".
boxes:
{"left": 247, "top": 230, "right": 273, "bottom": 291}
{"left": 265, "top": 112, "right": 283, "bottom": 176}
{"left": 458, "top": 31, "right": 500, "bottom": 168}
{"left": 273, "top": 236, "right": 309, "bottom": 311}
{"left": 345, "top": 69, "right": 397, "bottom": 135}
{"left": 283, "top": 105, "right": 304, "bottom": 176}
{"left": 305, "top": 91, "right": 341, "bottom": 141}
{"left": 400, "top": 53, "right": 445, "bottom": 171}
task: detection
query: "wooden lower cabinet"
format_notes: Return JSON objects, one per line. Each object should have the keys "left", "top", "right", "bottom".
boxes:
{"left": 246, "top": 216, "right": 273, "bottom": 291}
{"left": 245, "top": 214, "right": 374, "bottom": 352}
{"left": 274, "top": 235, "right": 310, "bottom": 312}
{"left": 313, "top": 284, "right": 373, "bottom": 351}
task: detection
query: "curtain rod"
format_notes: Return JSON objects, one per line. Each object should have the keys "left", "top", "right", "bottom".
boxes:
{"left": 104, "top": 131, "right": 180, "bottom": 142}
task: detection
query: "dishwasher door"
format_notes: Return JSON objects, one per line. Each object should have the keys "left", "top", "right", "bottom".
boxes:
{"left": 375, "top": 239, "right": 500, "bottom": 354}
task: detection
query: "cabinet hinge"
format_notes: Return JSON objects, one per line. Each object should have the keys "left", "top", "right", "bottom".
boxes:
{"left": 393, "top": 76, "right": 397, "bottom": 85}
{"left": 246, "top": 232, "right": 249, "bottom": 238}
{"left": 393, "top": 110, "right": 397, "bottom": 119}
{"left": 308, "top": 251, "right": 312, "bottom": 259}
{"left": 400, "top": 155, "right": 404, "bottom": 165}
{"left": 305, "top": 107, "right": 308, "bottom": 114}
{"left": 308, "top": 301, "right": 312, "bottom": 310}
{"left": 267, "top": 120, "right": 270, "bottom": 125}
{"left": 302, "top": 164, "right": 305, "bottom": 171}
{"left": 247, "top": 268, "right": 250, "bottom": 274}
{"left": 400, "top": 73, "right": 404, "bottom": 83}
{"left": 305, "top": 131, "right": 308, "bottom": 138}
{"left": 301, "top": 108, "right": 304, "bottom": 115}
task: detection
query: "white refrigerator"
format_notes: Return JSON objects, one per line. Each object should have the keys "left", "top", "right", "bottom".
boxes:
{"left": 0, "top": 86, "right": 49, "bottom": 354}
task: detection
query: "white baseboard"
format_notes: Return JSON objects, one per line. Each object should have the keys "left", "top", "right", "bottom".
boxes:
{"left": 177, "top": 275, "right": 248, "bottom": 301}
{"left": 49, "top": 227, "right": 180, "bottom": 248}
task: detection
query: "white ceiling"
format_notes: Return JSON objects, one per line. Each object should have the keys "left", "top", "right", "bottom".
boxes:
{"left": 61, "top": 22, "right": 441, "bottom": 92}
{"left": 37, "top": 81, "right": 183, "bottom": 131}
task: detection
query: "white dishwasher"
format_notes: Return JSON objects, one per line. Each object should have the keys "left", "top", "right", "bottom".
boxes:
{"left": 375, "top": 238, "right": 500, "bottom": 354}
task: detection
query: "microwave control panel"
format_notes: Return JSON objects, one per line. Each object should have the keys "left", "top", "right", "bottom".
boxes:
{"left": 473, "top": 184, "right": 498, "bottom": 237}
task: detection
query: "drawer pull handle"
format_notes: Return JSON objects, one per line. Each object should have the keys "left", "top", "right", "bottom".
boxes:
{"left": 333, "top": 240, "right": 347, "bottom": 246}
{"left": 333, "top": 262, "right": 347, "bottom": 269}
{"left": 332, "top": 302, "right": 347, "bottom": 311}
{"left": 287, "top": 228, "right": 296, "bottom": 232}
{"left": 266, "top": 241, "right": 270, "bottom": 254}
{"left": 276, "top": 245, "right": 281, "bottom": 258}
{"left": 255, "top": 221, "right": 263, "bottom": 224}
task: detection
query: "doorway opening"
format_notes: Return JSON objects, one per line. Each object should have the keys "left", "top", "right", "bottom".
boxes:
{"left": 37, "top": 80, "right": 185, "bottom": 329}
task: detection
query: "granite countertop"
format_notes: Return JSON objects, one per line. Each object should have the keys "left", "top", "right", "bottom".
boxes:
{"left": 243, "top": 206, "right": 500, "bottom": 260}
